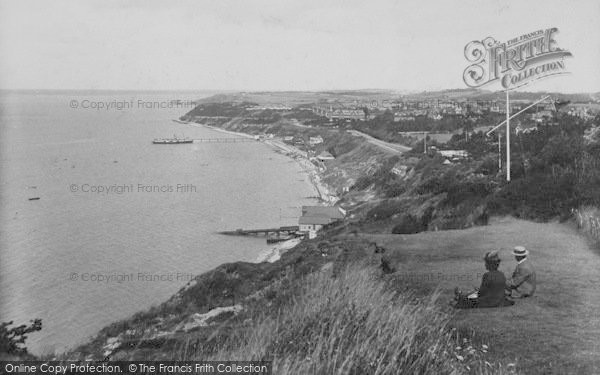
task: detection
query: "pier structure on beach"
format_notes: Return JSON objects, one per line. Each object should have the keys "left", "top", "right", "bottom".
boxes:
{"left": 219, "top": 226, "right": 299, "bottom": 236}
{"left": 192, "top": 138, "right": 258, "bottom": 143}
{"left": 219, "top": 226, "right": 302, "bottom": 244}
{"left": 152, "top": 137, "right": 259, "bottom": 144}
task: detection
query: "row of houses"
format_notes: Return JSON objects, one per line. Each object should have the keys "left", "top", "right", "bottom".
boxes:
{"left": 307, "top": 99, "right": 593, "bottom": 124}
{"left": 312, "top": 105, "right": 371, "bottom": 121}
{"left": 561, "top": 106, "right": 596, "bottom": 120}
{"left": 247, "top": 104, "right": 292, "bottom": 111}
{"left": 394, "top": 99, "right": 526, "bottom": 113}
{"left": 392, "top": 101, "right": 568, "bottom": 124}
{"left": 283, "top": 135, "right": 323, "bottom": 145}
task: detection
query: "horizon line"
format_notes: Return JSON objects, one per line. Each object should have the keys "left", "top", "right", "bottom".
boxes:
{"left": 1, "top": 88, "right": 598, "bottom": 95}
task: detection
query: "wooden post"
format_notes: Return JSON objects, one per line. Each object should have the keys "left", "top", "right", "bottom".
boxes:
{"left": 506, "top": 90, "right": 511, "bottom": 182}
{"left": 498, "top": 132, "right": 502, "bottom": 172}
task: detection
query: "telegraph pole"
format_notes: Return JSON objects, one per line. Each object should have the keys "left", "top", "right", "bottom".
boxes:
{"left": 505, "top": 90, "right": 510, "bottom": 181}
{"left": 498, "top": 132, "right": 502, "bottom": 172}
{"left": 486, "top": 95, "right": 550, "bottom": 180}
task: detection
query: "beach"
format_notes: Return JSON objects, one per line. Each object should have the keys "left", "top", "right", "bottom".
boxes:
{"left": 187, "top": 122, "right": 257, "bottom": 140}
{"left": 254, "top": 237, "right": 303, "bottom": 263}
{"left": 264, "top": 138, "right": 338, "bottom": 205}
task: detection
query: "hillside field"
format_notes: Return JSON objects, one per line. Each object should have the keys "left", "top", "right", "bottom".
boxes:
{"left": 354, "top": 217, "right": 600, "bottom": 374}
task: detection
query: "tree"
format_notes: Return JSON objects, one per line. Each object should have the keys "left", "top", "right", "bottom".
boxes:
{"left": 0, "top": 319, "right": 42, "bottom": 356}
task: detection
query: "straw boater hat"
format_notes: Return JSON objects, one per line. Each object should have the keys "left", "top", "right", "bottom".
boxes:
{"left": 512, "top": 246, "right": 529, "bottom": 257}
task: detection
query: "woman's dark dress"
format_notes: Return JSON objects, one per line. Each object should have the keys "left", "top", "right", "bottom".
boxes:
{"left": 456, "top": 270, "right": 514, "bottom": 309}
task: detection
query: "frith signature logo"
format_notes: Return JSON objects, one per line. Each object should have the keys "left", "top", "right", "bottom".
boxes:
{"left": 463, "top": 28, "right": 572, "bottom": 90}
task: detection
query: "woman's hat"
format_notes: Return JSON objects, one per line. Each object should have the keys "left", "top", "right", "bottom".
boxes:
{"left": 484, "top": 250, "right": 500, "bottom": 263}
{"left": 512, "top": 246, "right": 529, "bottom": 257}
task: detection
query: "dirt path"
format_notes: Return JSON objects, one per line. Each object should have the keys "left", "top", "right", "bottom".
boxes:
{"left": 348, "top": 130, "right": 411, "bottom": 154}
{"left": 360, "top": 217, "right": 600, "bottom": 374}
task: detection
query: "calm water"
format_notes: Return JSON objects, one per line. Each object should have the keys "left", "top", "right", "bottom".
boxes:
{"left": 0, "top": 90, "right": 315, "bottom": 355}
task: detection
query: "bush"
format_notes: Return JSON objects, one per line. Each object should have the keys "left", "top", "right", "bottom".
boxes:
{"left": 415, "top": 176, "right": 445, "bottom": 195}
{"left": 366, "top": 200, "right": 406, "bottom": 221}
{"left": 0, "top": 319, "right": 42, "bottom": 356}
{"left": 352, "top": 175, "right": 375, "bottom": 191}
{"left": 573, "top": 206, "right": 600, "bottom": 247}
{"left": 477, "top": 155, "right": 499, "bottom": 176}
{"left": 488, "top": 173, "right": 576, "bottom": 220}
{"left": 384, "top": 182, "right": 407, "bottom": 198}
{"left": 443, "top": 180, "right": 492, "bottom": 207}
{"left": 392, "top": 214, "right": 426, "bottom": 234}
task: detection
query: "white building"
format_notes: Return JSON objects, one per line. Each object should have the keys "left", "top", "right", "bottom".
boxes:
{"left": 299, "top": 216, "right": 333, "bottom": 232}
{"left": 298, "top": 206, "right": 345, "bottom": 232}
{"left": 317, "top": 151, "right": 335, "bottom": 161}
{"left": 439, "top": 150, "right": 469, "bottom": 159}
{"left": 391, "top": 165, "right": 409, "bottom": 177}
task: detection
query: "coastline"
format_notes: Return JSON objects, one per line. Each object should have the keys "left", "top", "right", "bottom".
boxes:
{"left": 185, "top": 122, "right": 257, "bottom": 139}
{"left": 263, "top": 138, "right": 338, "bottom": 205}
{"left": 184, "top": 120, "right": 338, "bottom": 263}
{"left": 254, "top": 238, "right": 302, "bottom": 263}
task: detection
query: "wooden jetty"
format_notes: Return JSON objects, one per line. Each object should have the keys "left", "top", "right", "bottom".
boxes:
{"left": 219, "top": 226, "right": 299, "bottom": 236}
{"left": 193, "top": 138, "right": 257, "bottom": 143}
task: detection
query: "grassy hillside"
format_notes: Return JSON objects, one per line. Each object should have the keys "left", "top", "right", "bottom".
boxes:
{"left": 359, "top": 217, "right": 600, "bottom": 374}
{"left": 200, "top": 264, "right": 510, "bottom": 374}
{"left": 65, "top": 236, "right": 517, "bottom": 374}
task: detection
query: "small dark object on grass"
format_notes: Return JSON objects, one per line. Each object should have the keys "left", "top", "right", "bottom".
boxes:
{"left": 380, "top": 256, "right": 395, "bottom": 274}
{"left": 368, "top": 242, "right": 386, "bottom": 254}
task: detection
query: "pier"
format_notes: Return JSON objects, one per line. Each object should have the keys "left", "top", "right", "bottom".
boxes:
{"left": 193, "top": 138, "right": 257, "bottom": 143}
{"left": 219, "top": 226, "right": 302, "bottom": 244}
{"left": 219, "top": 226, "right": 299, "bottom": 236}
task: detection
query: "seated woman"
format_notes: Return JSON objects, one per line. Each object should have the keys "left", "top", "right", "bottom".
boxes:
{"left": 454, "top": 251, "right": 514, "bottom": 309}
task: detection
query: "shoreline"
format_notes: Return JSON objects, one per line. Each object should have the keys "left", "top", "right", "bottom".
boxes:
{"left": 254, "top": 238, "right": 303, "bottom": 263}
{"left": 263, "top": 138, "right": 338, "bottom": 205}
{"left": 184, "top": 120, "right": 338, "bottom": 263}
{"left": 185, "top": 121, "right": 257, "bottom": 139}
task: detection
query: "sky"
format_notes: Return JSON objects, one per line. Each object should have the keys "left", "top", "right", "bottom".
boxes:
{"left": 0, "top": 0, "right": 598, "bottom": 92}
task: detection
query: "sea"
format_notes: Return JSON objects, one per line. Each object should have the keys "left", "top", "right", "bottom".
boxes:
{"left": 0, "top": 90, "right": 316, "bottom": 355}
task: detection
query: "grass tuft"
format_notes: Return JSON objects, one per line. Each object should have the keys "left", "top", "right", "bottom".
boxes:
{"left": 196, "top": 264, "right": 511, "bottom": 374}
{"left": 572, "top": 206, "right": 600, "bottom": 248}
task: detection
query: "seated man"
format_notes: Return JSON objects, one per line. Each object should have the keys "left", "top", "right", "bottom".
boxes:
{"left": 506, "top": 246, "right": 536, "bottom": 298}
{"left": 454, "top": 251, "right": 514, "bottom": 309}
